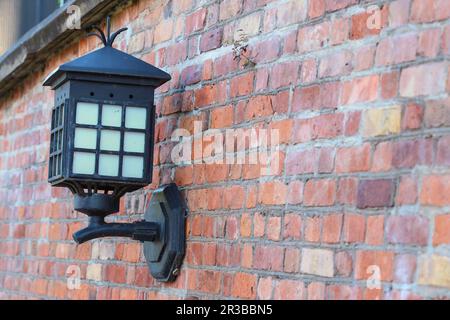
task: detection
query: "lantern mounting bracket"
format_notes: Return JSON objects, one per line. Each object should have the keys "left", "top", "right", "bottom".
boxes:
{"left": 87, "top": 16, "right": 128, "bottom": 47}
{"left": 72, "top": 184, "right": 187, "bottom": 282}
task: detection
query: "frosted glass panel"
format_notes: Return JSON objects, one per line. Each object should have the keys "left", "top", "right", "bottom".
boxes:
{"left": 102, "top": 104, "right": 122, "bottom": 127}
{"left": 99, "top": 154, "right": 119, "bottom": 176}
{"left": 124, "top": 132, "right": 145, "bottom": 153}
{"left": 100, "top": 130, "right": 121, "bottom": 151}
{"left": 73, "top": 152, "right": 95, "bottom": 175}
{"left": 76, "top": 102, "right": 98, "bottom": 125}
{"left": 122, "top": 156, "right": 144, "bottom": 178}
{"left": 74, "top": 128, "right": 97, "bottom": 149}
{"left": 125, "top": 107, "right": 147, "bottom": 129}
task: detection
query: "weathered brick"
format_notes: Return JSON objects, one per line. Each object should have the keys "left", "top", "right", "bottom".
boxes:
{"left": 304, "top": 179, "right": 336, "bottom": 206}
{"left": 322, "top": 214, "right": 342, "bottom": 243}
{"left": 394, "top": 254, "right": 416, "bottom": 283}
{"left": 363, "top": 105, "right": 401, "bottom": 137}
{"left": 342, "top": 75, "right": 379, "bottom": 105}
{"left": 386, "top": 215, "right": 429, "bottom": 245}
{"left": 357, "top": 179, "right": 395, "bottom": 208}
{"left": 418, "top": 254, "right": 450, "bottom": 288}
{"left": 335, "top": 251, "right": 353, "bottom": 277}
{"left": 342, "top": 214, "right": 365, "bottom": 243}
{"left": 433, "top": 214, "right": 450, "bottom": 245}
{"left": 301, "top": 248, "right": 334, "bottom": 277}
{"left": 292, "top": 82, "right": 340, "bottom": 111}
{"left": 230, "top": 72, "right": 254, "bottom": 98}
{"left": 420, "top": 175, "right": 450, "bottom": 206}
{"left": 400, "top": 62, "right": 447, "bottom": 97}
{"left": 336, "top": 144, "right": 371, "bottom": 173}
{"left": 375, "top": 34, "right": 418, "bottom": 66}
{"left": 273, "top": 280, "right": 305, "bottom": 299}
{"left": 200, "top": 27, "right": 223, "bottom": 52}
{"left": 355, "top": 250, "right": 394, "bottom": 281}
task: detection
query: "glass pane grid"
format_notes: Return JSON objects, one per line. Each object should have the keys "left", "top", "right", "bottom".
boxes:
{"left": 72, "top": 101, "right": 148, "bottom": 179}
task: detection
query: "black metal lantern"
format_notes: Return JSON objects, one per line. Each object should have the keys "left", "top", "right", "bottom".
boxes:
{"left": 43, "top": 17, "right": 186, "bottom": 282}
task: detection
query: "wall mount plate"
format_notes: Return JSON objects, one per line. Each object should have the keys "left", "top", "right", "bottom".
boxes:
{"left": 143, "top": 183, "right": 187, "bottom": 282}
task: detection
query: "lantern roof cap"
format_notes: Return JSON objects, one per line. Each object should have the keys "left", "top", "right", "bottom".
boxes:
{"left": 43, "top": 46, "right": 171, "bottom": 87}
{"left": 44, "top": 16, "right": 170, "bottom": 88}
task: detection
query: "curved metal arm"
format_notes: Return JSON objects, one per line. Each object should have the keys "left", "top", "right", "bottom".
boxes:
{"left": 73, "top": 216, "right": 160, "bottom": 244}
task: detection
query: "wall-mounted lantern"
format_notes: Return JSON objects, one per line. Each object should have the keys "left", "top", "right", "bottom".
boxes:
{"left": 43, "top": 17, "right": 186, "bottom": 282}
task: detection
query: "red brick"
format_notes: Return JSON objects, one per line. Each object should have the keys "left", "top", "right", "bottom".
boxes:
{"left": 197, "top": 270, "right": 221, "bottom": 293}
{"left": 318, "top": 50, "right": 352, "bottom": 78}
{"left": 380, "top": 71, "right": 399, "bottom": 100}
{"left": 325, "top": 0, "right": 358, "bottom": 12}
{"left": 402, "top": 103, "right": 423, "bottom": 131}
{"left": 297, "top": 21, "right": 330, "bottom": 53}
{"left": 400, "top": 62, "right": 447, "bottom": 97}
{"left": 375, "top": 34, "right": 418, "bottom": 66}
{"left": 253, "top": 245, "right": 284, "bottom": 271}
{"left": 195, "top": 84, "right": 218, "bottom": 108}
{"left": 337, "top": 177, "right": 358, "bottom": 205}
{"left": 214, "top": 53, "right": 239, "bottom": 77}
{"left": 396, "top": 176, "right": 418, "bottom": 205}
{"left": 336, "top": 143, "right": 371, "bottom": 173}
{"left": 433, "top": 214, "right": 450, "bottom": 245}
{"left": 270, "top": 61, "right": 299, "bottom": 89}
{"left": 389, "top": 0, "right": 411, "bottom": 27}
{"left": 283, "top": 214, "right": 302, "bottom": 240}
{"left": 304, "top": 216, "right": 321, "bottom": 242}
{"left": 355, "top": 250, "right": 395, "bottom": 281}
{"left": 394, "top": 254, "right": 416, "bottom": 283}
{"left": 334, "top": 251, "right": 352, "bottom": 277}
{"left": 309, "top": 0, "right": 325, "bottom": 18}
{"left": 342, "top": 75, "right": 379, "bottom": 105}
{"left": 366, "top": 215, "right": 385, "bottom": 246}
{"left": 424, "top": 98, "right": 450, "bottom": 128}
{"left": 300, "top": 59, "right": 317, "bottom": 83}
{"left": 410, "top": 0, "right": 450, "bottom": 23}
{"left": 219, "top": 0, "right": 242, "bottom": 20}
{"left": 181, "top": 64, "right": 203, "bottom": 86}
{"left": 353, "top": 45, "right": 376, "bottom": 71}
{"left": 292, "top": 82, "right": 340, "bottom": 111}
{"left": 371, "top": 141, "right": 393, "bottom": 172}
{"left": 210, "top": 105, "right": 233, "bottom": 129}
{"left": 253, "top": 212, "right": 265, "bottom": 238}
{"left": 186, "top": 8, "right": 207, "bottom": 34}
{"left": 327, "top": 285, "right": 362, "bottom": 300}
{"left": 322, "top": 214, "right": 342, "bottom": 243}
{"left": 200, "top": 27, "right": 223, "bottom": 52}
{"left": 437, "top": 136, "right": 450, "bottom": 165}
{"left": 420, "top": 175, "right": 450, "bottom": 206}
{"left": 257, "top": 277, "right": 273, "bottom": 300}
{"left": 418, "top": 28, "right": 440, "bottom": 58}
{"left": 351, "top": 10, "right": 383, "bottom": 40}
{"left": 307, "top": 282, "right": 326, "bottom": 300}
{"left": 249, "top": 37, "right": 281, "bottom": 64}
{"left": 343, "top": 214, "right": 365, "bottom": 243}
{"left": 258, "top": 181, "right": 288, "bottom": 205}
{"left": 276, "top": 0, "right": 307, "bottom": 27}
{"left": 267, "top": 216, "right": 281, "bottom": 241}
{"left": 283, "top": 30, "right": 297, "bottom": 54}
{"left": 284, "top": 248, "right": 301, "bottom": 273}
{"left": 357, "top": 179, "right": 395, "bottom": 209}
{"left": 244, "top": 95, "right": 274, "bottom": 120}
{"left": 255, "top": 67, "right": 269, "bottom": 91}
{"left": 230, "top": 72, "right": 254, "bottom": 98}
{"left": 304, "top": 179, "right": 336, "bottom": 206}
{"left": 273, "top": 280, "right": 305, "bottom": 299}
{"left": 386, "top": 215, "right": 429, "bottom": 245}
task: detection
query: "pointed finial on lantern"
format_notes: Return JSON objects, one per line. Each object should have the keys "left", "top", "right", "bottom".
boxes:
{"left": 86, "top": 16, "right": 128, "bottom": 47}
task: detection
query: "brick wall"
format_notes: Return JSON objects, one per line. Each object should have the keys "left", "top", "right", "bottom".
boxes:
{"left": 0, "top": 0, "right": 449, "bottom": 299}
